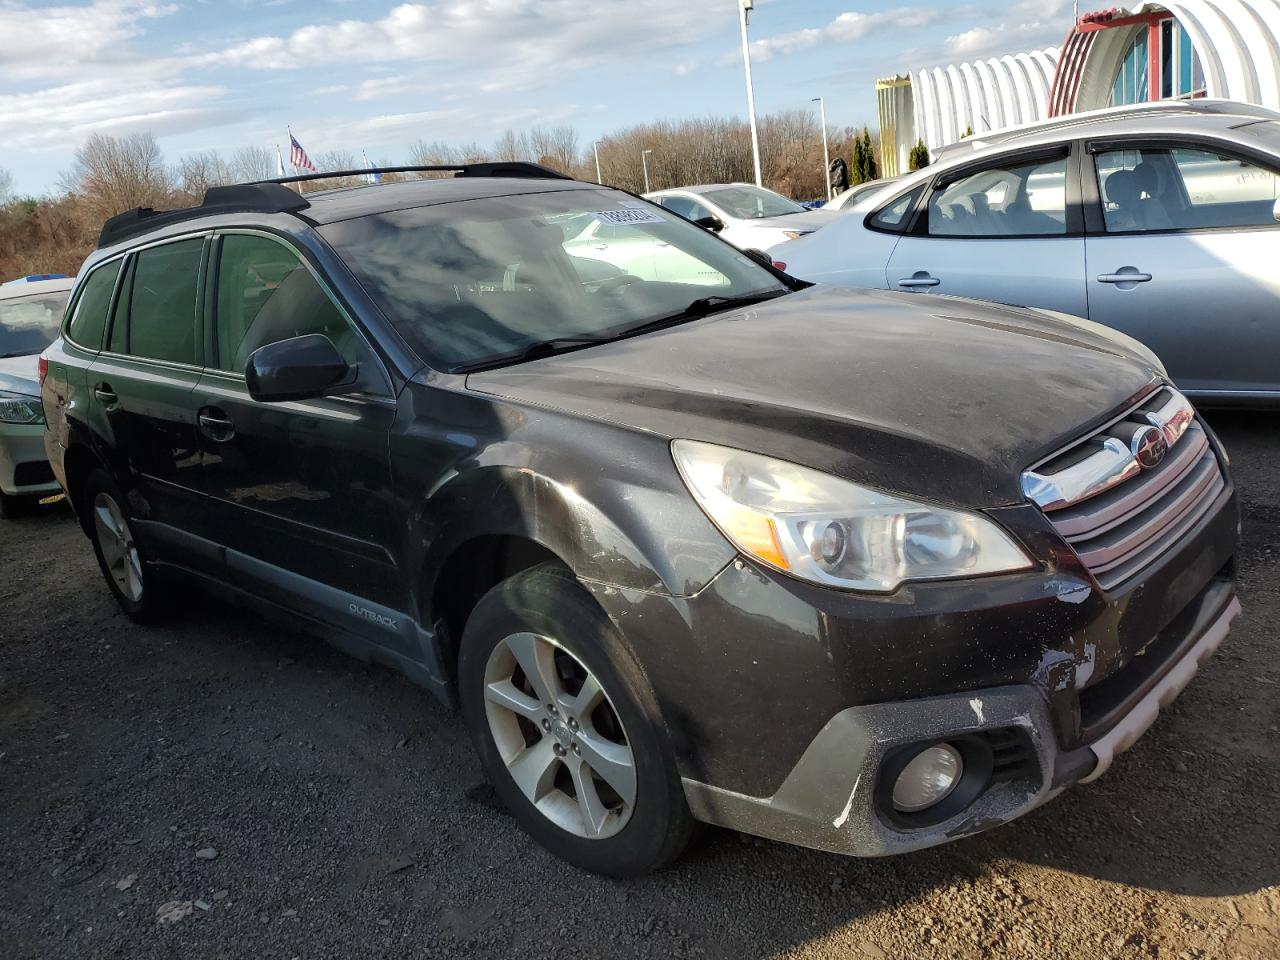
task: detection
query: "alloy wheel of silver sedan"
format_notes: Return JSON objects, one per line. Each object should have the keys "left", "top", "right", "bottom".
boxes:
{"left": 93, "top": 491, "right": 143, "bottom": 603}
{"left": 483, "top": 631, "right": 637, "bottom": 839}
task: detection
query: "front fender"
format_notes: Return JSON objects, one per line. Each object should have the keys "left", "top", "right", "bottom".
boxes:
{"left": 396, "top": 385, "right": 736, "bottom": 611}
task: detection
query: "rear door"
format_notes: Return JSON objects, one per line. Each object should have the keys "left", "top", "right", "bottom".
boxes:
{"left": 189, "top": 230, "right": 405, "bottom": 643}
{"left": 87, "top": 235, "right": 209, "bottom": 550}
{"left": 1083, "top": 138, "right": 1280, "bottom": 396}
{"left": 885, "top": 145, "right": 1089, "bottom": 316}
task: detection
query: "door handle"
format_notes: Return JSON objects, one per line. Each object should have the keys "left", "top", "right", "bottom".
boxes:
{"left": 198, "top": 409, "right": 236, "bottom": 442}
{"left": 1097, "top": 271, "right": 1152, "bottom": 284}
{"left": 93, "top": 384, "right": 118, "bottom": 407}
{"left": 898, "top": 273, "right": 941, "bottom": 288}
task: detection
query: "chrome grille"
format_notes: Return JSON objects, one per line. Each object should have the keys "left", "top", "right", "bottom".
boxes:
{"left": 1022, "top": 388, "right": 1226, "bottom": 591}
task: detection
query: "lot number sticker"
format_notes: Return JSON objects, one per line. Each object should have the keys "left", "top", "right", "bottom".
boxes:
{"left": 592, "top": 209, "right": 665, "bottom": 226}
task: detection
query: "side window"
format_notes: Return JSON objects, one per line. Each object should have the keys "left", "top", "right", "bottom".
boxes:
{"left": 869, "top": 186, "right": 925, "bottom": 232}
{"left": 1096, "top": 145, "right": 1280, "bottom": 232}
{"left": 214, "top": 234, "right": 361, "bottom": 373}
{"left": 660, "top": 196, "right": 713, "bottom": 221}
{"left": 116, "top": 239, "right": 203, "bottom": 364}
{"left": 65, "top": 261, "right": 121, "bottom": 350}
{"left": 928, "top": 155, "right": 1068, "bottom": 237}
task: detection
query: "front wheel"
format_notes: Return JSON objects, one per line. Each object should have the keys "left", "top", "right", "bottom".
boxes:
{"left": 459, "top": 564, "right": 694, "bottom": 877}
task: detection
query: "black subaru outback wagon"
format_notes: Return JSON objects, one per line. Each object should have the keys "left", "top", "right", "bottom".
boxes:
{"left": 41, "top": 163, "right": 1240, "bottom": 876}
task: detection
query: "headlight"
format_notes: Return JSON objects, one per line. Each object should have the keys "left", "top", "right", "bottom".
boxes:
{"left": 782, "top": 230, "right": 813, "bottom": 240}
{"left": 672, "top": 440, "right": 1032, "bottom": 592}
{"left": 0, "top": 391, "right": 43, "bottom": 425}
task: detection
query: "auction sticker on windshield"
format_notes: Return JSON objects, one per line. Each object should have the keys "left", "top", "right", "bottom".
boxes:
{"left": 593, "top": 209, "right": 665, "bottom": 226}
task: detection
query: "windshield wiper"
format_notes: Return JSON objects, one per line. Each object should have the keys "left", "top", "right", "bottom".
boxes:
{"left": 453, "top": 336, "right": 606, "bottom": 373}
{"left": 611, "top": 290, "right": 789, "bottom": 339}
{"left": 454, "top": 291, "right": 789, "bottom": 374}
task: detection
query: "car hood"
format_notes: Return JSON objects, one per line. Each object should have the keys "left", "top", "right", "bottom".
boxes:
{"left": 737, "top": 209, "right": 841, "bottom": 233}
{"left": 0, "top": 354, "right": 40, "bottom": 396}
{"left": 467, "top": 286, "right": 1159, "bottom": 507}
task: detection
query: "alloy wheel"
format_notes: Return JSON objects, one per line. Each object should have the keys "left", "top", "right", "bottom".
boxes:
{"left": 483, "top": 632, "right": 637, "bottom": 839}
{"left": 93, "top": 491, "right": 143, "bottom": 603}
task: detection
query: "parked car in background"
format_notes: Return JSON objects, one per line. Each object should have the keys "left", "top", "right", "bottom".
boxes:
{"left": 825, "top": 176, "right": 902, "bottom": 212}
{"left": 43, "top": 164, "right": 1238, "bottom": 877}
{"left": 645, "top": 183, "right": 840, "bottom": 250}
{"left": 776, "top": 100, "right": 1280, "bottom": 405}
{"left": 0, "top": 275, "right": 72, "bottom": 517}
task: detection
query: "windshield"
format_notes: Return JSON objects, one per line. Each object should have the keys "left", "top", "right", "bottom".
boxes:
{"left": 320, "top": 189, "right": 787, "bottom": 372}
{"left": 702, "top": 186, "right": 808, "bottom": 219}
{"left": 0, "top": 291, "right": 69, "bottom": 358}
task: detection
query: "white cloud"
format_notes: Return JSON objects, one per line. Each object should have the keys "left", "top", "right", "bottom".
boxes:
{"left": 0, "top": 0, "right": 176, "bottom": 79}
{"left": 748, "top": 8, "right": 941, "bottom": 62}
{"left": 0, "top": 79, "right": 229, "bottom": 149}
{"left": 206, "top": 1, "right": 713, "bottom": 75}
{"left": 944, "top": 19, "right": 1071, "bottom": 60}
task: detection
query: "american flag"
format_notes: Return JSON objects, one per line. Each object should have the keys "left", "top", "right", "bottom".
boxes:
{"left": 289, "top": 133, "right": 317, "bottom": 173}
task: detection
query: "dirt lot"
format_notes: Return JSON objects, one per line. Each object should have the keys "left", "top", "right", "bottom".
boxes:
{"left": 1, "top": 410, "right": 1277, "bottom": 960}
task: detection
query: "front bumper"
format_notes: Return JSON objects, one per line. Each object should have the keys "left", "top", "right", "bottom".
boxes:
{"left": 0, "top": 422, "right": 59, "bottom": 497}
{"left": 682, "top": 584, "right": 1239, "bottom": 857}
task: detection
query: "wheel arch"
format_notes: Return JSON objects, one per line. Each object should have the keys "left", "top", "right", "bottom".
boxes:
{"left": 62, "top": 441, "right": 107, "bottom": 535}
{"left": 426, "top": 534, "right": 571, "bottom": 683}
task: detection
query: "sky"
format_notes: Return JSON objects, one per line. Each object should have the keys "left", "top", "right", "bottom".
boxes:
{"left": 0, "top": 0, "right": 1080, "bottom": 195}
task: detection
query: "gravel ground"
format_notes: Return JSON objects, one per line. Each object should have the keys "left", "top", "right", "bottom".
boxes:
{"left": 1, "top": 411, "right": 1277, "bottom": 960}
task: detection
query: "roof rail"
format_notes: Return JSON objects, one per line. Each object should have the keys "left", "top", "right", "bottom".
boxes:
{"left": 932, "top": 99, "right": 1280, "bottom": 162}
{"left": 96, "top": 162, "right": 576, "bottom": 249}
{"left": 98, "top": 182, "right": 310, "bottom": 249}
{"left": 259, "top": 161, "right": 574, "bottom": 186}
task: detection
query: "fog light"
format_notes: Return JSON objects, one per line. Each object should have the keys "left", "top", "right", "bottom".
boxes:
{"left": 892, "top": 743, "right": 963, "bottom": 813}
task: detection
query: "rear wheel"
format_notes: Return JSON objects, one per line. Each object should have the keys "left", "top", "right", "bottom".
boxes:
{"left": 83, "top": 469, "right": 166, "bottom": 622}
{"left": 0, "top": 491, "right": 35, "bottom": 520}
{"left": 459, "top": 564, "right": 694, "bottom": 877}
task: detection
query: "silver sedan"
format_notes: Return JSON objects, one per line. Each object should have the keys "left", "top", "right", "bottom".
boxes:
{"left": 777, "top": 100, "right": 1280, "bottom": 406}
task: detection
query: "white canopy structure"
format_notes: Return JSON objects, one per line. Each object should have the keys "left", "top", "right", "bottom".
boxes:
{"left": 878, "top": 2, "right": 1280, "bottom": 175}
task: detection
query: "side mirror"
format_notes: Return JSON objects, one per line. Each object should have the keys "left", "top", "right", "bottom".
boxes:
{"left": 1273, "top": 197, "right": 1280, "bottom": 223}
{"left": 743, "top": 248, "right": 774, "bottom": 268}
{"left": 245, "top": 333, "right": 350, "bottom": 403}
{"left": 694, "top": 215, "right": 726, "bottom": 233}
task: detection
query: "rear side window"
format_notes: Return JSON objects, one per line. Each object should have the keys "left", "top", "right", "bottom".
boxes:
{"left": 114, "top": 239, "right": 203, "bottom": 364}
{"left": 65, "top": 262, "right": 121, "bottom": 349}
{"left": 213, "top": 234, "right": 360, "bottom": 373}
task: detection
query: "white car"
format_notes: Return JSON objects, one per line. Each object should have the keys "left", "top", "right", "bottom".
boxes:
{"left": 645, "top": 183, "right": 840, "bottom": 251}
{"left": 825, "top": 176, "right": 902, "bottom": 212}
{"left": 0, "top": 275, "right": 73, "bottom": 517}
{"left": 774, "top": 100, "right": 1280, "bottom": 404}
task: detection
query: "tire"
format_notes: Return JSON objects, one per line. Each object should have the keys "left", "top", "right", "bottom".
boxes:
{"left": 0, "top": 490, "right": 34, "bottom": 520}
{"left": 82, "top": 468, "right": 167, "bottom": 623}
{"left": 459, "top": 563, "right": 695, "bottom": 877}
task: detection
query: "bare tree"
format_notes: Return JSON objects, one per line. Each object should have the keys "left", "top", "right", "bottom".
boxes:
{"left": 0, "top": 167, "right": 12, "bottom": 204}
{"left": 59, "top": 132, "right": 173, "bottom": 221}
{"left": 175, "top": 150, "right": 235, "bottom": 202}
{"left": 230, "top": 145, "right": 276, "bottom": 183}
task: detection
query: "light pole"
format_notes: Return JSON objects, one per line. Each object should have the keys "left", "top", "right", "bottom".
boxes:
{"left": 593, "top": 139, "right": 603, "bottom": 184}
{"left": 812, "top": 96, "right": 831, "bottom": 200}
{"left": 738, "top": 0, "right": 764, "bottom": 187}
{"left": 642, "top": 149, "right": 653, "bottom": 193}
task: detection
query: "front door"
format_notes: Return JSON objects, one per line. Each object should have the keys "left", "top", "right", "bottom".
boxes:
{"left": 87, "top": 237, "right": 208, "bottom": 550}
{"left": 885, "top": 148, "right": 1089, "bottom": 317}
{"left": 1085, "top": 141, "right": 1280, "bottom": 396}
{"left": 190, "top": 231, "right": 405, "bottom": 646}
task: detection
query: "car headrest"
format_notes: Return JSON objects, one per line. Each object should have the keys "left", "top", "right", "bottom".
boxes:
{"left": 1104, "top": 169, "right": 1141, "bottom": 206}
